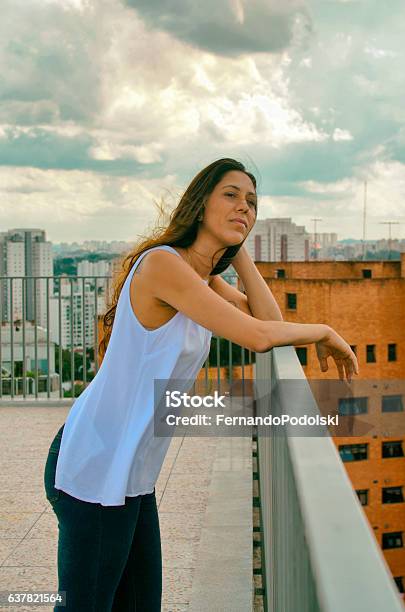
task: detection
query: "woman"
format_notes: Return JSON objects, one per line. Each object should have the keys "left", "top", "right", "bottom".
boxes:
{"left": 43, "top": 157, "right": 358, "bottom": 611}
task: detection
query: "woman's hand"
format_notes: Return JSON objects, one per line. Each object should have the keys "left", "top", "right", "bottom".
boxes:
{"left": 315, "top": 326, "right": 359, "bottom": 383}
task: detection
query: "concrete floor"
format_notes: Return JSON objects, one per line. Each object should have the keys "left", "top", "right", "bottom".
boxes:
{"left": 0, "top": 406, "right": 252, "bottom": 611}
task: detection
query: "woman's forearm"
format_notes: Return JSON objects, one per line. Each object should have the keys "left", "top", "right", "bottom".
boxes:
{"left": 232, "top": 246, "right": 283, "bottom": 321}
{"left": 257, "top": 321, "right": 330, "bottom": 353}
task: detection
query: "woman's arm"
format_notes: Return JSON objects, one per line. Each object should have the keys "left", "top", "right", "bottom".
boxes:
{"left": 208, "top": 275, "right": 253, "bottom": 316}
{"left": 139, "top": 249, "right": 358, "bottom": 382}
{"left": 231, "top": 245, "right": 283, "bottom": 321}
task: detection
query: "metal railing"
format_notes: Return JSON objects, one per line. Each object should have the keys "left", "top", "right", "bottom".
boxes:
{"left": 0, "top": 274, "right": 252, "bottom": 402}
{"left": 255, "top": 346, "right": 404, "bottom": 611}
{"left": 0, "top": 275, "right": 111, "bottom": 401}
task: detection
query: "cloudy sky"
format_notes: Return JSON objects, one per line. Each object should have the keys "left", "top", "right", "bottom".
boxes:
{"left": 1, "top": 0, "right": 405, "bottom": 242}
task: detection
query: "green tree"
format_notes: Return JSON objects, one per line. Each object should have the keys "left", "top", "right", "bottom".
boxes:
{"left": 54, "top": 344, "right": 93, "bottom": 381}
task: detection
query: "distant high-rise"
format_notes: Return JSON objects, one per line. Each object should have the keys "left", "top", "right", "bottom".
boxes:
{"left": 245, "top": 218, "right": 311, "bottom": 262}
{"left": 309, "top": 231, "right": 338, "bottom": 258}
{"left": 0, "top": 228, "right": 53, "bottom": 327}
{"left": 77, "top": 260, "right": 111, "bottom": 278}
{"left": 49, "top": 277, "right": 106, "bottom": 350}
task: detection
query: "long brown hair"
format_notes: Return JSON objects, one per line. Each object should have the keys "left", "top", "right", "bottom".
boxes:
{"left": 99, "top": 157, "right": 257, "bottom": 360}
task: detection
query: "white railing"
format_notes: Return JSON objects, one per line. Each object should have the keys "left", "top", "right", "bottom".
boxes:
{"left": 255, "top": 346, "right": 404, "bottom": 611}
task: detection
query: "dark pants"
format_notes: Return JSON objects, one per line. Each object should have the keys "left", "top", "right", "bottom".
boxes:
{"left": 43, "top": 424, "right": 162, "bottom": 611}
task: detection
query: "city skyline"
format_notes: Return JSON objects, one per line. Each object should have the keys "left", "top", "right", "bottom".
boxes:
{"left": 1, "top": 0, "right": 405, "bottom": 241}
{"left": 2, "top": 223, "right": 405, "bottom": 247}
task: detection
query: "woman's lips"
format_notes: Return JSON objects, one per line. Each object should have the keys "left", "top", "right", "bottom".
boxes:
{"left": 231, "top": 220, "right": 246, "bottom": 229}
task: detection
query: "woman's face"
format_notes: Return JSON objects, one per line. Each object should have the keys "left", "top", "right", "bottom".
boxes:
{"left": 202, "top": 170, "right": 257, "bottom": 245}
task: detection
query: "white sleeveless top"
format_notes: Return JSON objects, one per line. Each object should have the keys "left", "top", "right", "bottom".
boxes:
{"left": 54, "top": 245, "right": 212, "bottom": 506}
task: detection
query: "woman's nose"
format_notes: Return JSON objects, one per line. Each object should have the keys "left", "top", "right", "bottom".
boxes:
{"left": 236, "top": 198, "right": 249, "bottom": 211}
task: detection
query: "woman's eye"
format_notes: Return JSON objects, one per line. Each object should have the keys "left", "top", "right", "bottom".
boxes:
{"left": 226, "top": 192, "right": 257, "bottom": 209}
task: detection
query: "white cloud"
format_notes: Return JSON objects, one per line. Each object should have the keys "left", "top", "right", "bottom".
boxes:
{"left": 269, "top": 161, "right": 405, "bottom": 238}
{"left": 364, "top": 46, "right": 397, "bottom": 59}
{"left": 89, "top": 140, "right": 164, "bottom": 163}
{"left": 332, "top": 128, "right": 353, "bottom": 141}
{"left": 299, "top": 177, "right": 356, "bottom": 195}
{"left": 0, "top": 166, "right": 182, "bottom": 241}
{"left": 229, "top": 0, "right": 245, "bottom": 25}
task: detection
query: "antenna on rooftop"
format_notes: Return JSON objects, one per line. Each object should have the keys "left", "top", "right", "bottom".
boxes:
{"left": 362, "top": 180, "right": 367, "bottom": 261}
{"left": 379, "top": 221, "right": 400, "bottom": 260}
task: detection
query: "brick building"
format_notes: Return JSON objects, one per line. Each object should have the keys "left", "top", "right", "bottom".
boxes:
{"left": 252, "top": 252, "right": 405, "bottom": 596}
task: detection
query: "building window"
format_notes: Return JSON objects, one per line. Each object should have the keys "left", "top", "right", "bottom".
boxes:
{"left": 394, "top": 577, "right": 404, "bottom": 594}
{"left": 366, "top": 344, "right": 376, "bottom": 363}
{"left": 338, "top": 443, "right": 368, "bottom": 462}
{"left": 382, "top": 486, "right": 404, "bottom": 504}
{"left": 350, "top": 345, "right": 357, "bottom": 355}
{"left": 362, "top": 269, "right": 372, "bottom": 278}
{"left": 295, "top": 347, "right": 307, "bottom": 366}
{"left": 388, "top": 343, "right": 397, "bottom": 362}
{"left": 280, "top": 234, "right": 288, "bottom": 262}
{"left": 382, "top": 395, "right": 403, "bottom": 413}
{"left": 356, "top": 489, "right": 368, "bottom": 506}
{"left": 286, "top": 293, "right": 297, "bottom": 310}
{"left": 338, "top": 397, "right": 368, "bottom": 416}
{"left": 276, "top": 269, "right": 286, "bottom": 279}
{"left": 382, "top": 441, "right": 404, "bottom": 458}
{"left": 254, "top": 235, "right": 262, "bottom": 261}
{"left": 382, "top": 532, "right": 403, "bottom": 549}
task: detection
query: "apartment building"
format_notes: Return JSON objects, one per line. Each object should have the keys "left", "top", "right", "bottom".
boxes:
{"left": 77, "top": 259, "right": 112, "bottom": 278}
{"left": 0, "top": 228, "right": 53, "bottom": 328}
{"left": 49, "top": 277, "right": 107, "bottom": 349}
{"left": 250, "top": 252, "right": 405, "bottom": 593}
{"left": 245, "top": 217, "right": 311, "bottom": 262}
